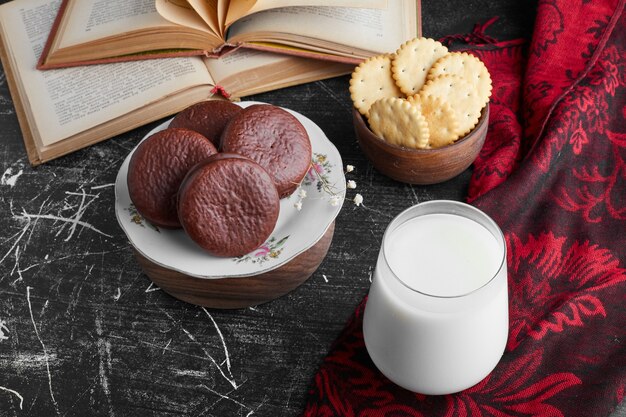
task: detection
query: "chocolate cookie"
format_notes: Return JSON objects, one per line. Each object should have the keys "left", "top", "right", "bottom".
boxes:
{"left": 127, "top": 128, "right": 217, "bottom": 229}
{"left": 178, "top": 153, "right": 280, "bottom": 257}
{"left": 169, "top": 100, "right": 242, "bottom": 147}
{"left": 221, "top": 104, "right": 311, "bottom": 198}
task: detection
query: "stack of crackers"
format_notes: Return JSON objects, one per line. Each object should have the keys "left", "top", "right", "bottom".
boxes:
{"left": 350, "top": 37, "right": 492, "bottom": 149}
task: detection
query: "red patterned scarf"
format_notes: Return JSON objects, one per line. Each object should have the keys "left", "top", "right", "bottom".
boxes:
{"left": 302, "top": 0, "right": 626, "bottom": 415}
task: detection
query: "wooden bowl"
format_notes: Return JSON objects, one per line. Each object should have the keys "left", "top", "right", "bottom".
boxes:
{"left": 134, "top": 222, "right": 335, "bottom": 309}
{"left": 353, "top": 104, "right": 489, "bottom": 185}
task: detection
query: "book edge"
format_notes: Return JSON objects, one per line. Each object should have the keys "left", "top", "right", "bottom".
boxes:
{"left": 241, "top": 42, "right": 363, "bottom": 65}
{"left": 0, "top": 26, "right": 42, "bottom": 165}
{"left": 36, "top": 0, "right": 69, "bottom": 70}
{"left": 37, "top": 48, "right": 218, "bottom": 70}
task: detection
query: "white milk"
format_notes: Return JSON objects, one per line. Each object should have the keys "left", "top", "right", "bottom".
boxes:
{"left": 363, "top": 202, "right": 508, "bottom": 395}
{"left": 386, "top": 213, "right": 502, "bottom": 297}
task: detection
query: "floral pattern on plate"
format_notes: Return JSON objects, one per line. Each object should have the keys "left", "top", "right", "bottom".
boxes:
{"left": 125, "top": 204, "right": 160, "bottom": 232}
{"left": 304, "top": 153, "right": 335, "bottom": 192}
{"left": 234, "top": 235, "right": 290, "bottom": 265}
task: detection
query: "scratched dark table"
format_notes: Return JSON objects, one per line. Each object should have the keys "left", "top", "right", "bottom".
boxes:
{"left": 0, "top": 1, "right": 624, "bottom": 416}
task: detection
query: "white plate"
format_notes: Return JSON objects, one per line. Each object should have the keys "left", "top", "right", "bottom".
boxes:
{"left": 115, "top": 101, "right": 345, "bottom": 279}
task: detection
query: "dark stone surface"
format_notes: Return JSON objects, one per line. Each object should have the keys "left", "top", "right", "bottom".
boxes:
{"left": 0, "top": 1, "right": 623, "bottom": 416}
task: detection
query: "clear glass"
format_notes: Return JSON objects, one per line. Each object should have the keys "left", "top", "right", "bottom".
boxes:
{"left": 363, "top": 200, "right": 508, "bottom": 395}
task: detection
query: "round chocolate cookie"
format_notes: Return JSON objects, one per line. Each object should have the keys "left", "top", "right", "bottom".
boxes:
{"left": 127, "top": 128, "right": 217, "bottom": 229}
{"left": 178, "top": 153, "right": 280, "bottom": 257}
{"left": 220, "top": 104, "right": 311, "bottom": 198}
{"left": 169, "top": 100, "right": 242, "bottom": 147}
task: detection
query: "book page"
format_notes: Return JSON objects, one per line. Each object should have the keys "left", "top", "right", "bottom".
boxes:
{"left": 155, "top": 0, "right": 214, "bottom": 34}
{"left": 203, "top": 48, "right": 290, "bottom": 83}
{"left": 217, "top": 0, "right": 230, "bottom": 34}
{"left": 225, "top": 0, "right": 387, "bottom": 27}
{"left": 227, "top": 1, "right": 414, "bottom": 53}
{"left": 187, "top": 0, "right": 220, "bottom": 35}
{"left": 58, "top": 0, "right": 178, "bottom": 48}
{"left": 0, "top": 0, "right": 214, "bottom": 146}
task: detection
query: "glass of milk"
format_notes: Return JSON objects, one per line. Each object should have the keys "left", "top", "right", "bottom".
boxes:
{"left": 363, "top": 200, "right": 508, "bottom": 395}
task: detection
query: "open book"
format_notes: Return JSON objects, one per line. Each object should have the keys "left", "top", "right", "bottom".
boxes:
{"left": 1, "top": 0, "right": 374, "bottom": 165}
{"left": 37, "top": 0, "right": 420, "bottom": 69}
